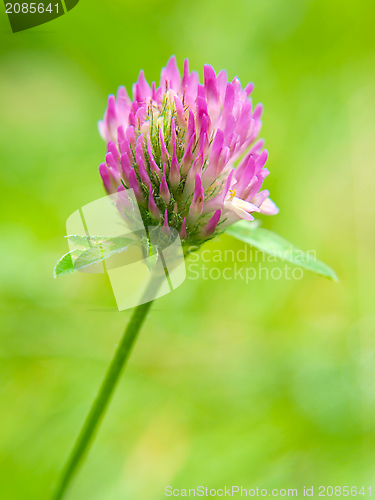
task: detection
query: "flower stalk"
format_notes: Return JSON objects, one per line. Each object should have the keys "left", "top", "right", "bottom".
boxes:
{"left": 52, "top": 294, "right": 157, "bottom": 499}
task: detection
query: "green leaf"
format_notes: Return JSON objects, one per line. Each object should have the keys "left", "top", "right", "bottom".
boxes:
{"left": 54, "top": 235, "right": 135, "bottom": 277}
{"left": 65, "top": 235, "right": 92, "bottom": 248}
{"left": 53, "top": 251, "right": 76, "bottom": 278}
{"left": 106, "top": 236, "right": 135, "bottom": 253}
{"left": 73, "top": 237, "right": 135, "bottom": 270}
{"left": 66, "top": 234, "right": 134, "bottom": 251}
{"left": 73, "top": 247, "right": 106, "bottom": 270}
{"left": 226, "top": 220, "right": 338, "bottom": 281}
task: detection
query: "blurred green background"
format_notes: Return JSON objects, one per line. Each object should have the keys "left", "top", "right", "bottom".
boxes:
{"left": 1, "top": 0, "right": 375, "bottom": 498}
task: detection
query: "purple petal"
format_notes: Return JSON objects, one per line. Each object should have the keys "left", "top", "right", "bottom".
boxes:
{"left": 99, "top": 163, "right": 113, "bottom": 194}
{"left": 147, "top": 134, "right": 161, "bottom": 177}
{"left": 203, "top": 209, "right": 221, "bottom": 237}
{"left": 197, "top": 84, "right": 205, "bottom": 99}
{"left": 204, "top": 64, "right": 219, "bottom": 104}
{"left": 116, "top": 86, "right": 131, "bottom": 123}
{"left": 233, "top": 157, "right": 256, "bottom": 197}
{"left": 180, "top": 217, "right": 187, "bottom": 239}
{"left": 128, "top": 168, "right": 144, "bottom": 203}
{"left": 170, "top": 117, "right": 177, "bottom": 155}
{"left": 235, "top": 101, "right": 252, "bottom": 143}
{"left": 125, "top": 125, "right": 136, "bottom": 145}
{"left": 148, "top": 185, "right": 160, "bottom": 220}
{"left": 244, "top": 82, "right": 254, "bottom": 96}
{"left": 162, "top": 56, "right": 181, "bottom": 92}
{"left": 120, "top": 138, "right": 134, "bottom": 163}
{"left": 170, "top": 139, "right": 180, "bottom": 187}
{"left": 257, "top": 196, "right": 279, "bottom": 215}
{"left": 151, "top": 81, "right": 158, "bottom": 102}
{"left": 107, "top": 141, "right": 120, "bottom": 161}
{"left": 255, "top": 149, "right": 268, "bottom": 174}
{"left": 188, "top": 173, "right": 204, "bottom": 221}
{"left": 137, "top": 155, "right": 151, "bottom": 187}
{"left": 105, "top": 152, "right": 118, "bottom": 171}
{"left": 163, "top": 209, "right": 170, "bottom": 232}
{"left": 224, "top": 112, "right": 236, "bottom": 137}
{"left": 135, "top": 134, "right": 145, "bottom": 163}
{"left": 253, "top": 103, "right": 263, "bottom": 120}
{"left": 128, "top": 109, "right": 136, "bottom": 127}
{"left": 205, "top": 129, "right": 224, "bottom": 178}
{"left": 160, "top": 164, "right": 171, "bottom": 204}
{"left": 117, "top": 125, "right": 126, "bottom": 144}
{"left": 159, "top": 128, "right": 169, "bottom": 162}
{"left": 106, "top": 95, "right": 117, "bottom": 128}
{"left": 135, "top": 70, "right": 151, "bottom": 101}
{"left": 181, "top": 133, "right": 195, "bottom": 175}
{"left": 203, "top": 169, "right": 234, "bottom": 213}
{"left": 185, "top": 110, "right": 196, "bottom": 146}
{"left": 135, "top": 106, "right": 147, "bottom": 126}
{"left": 182, "top": 59, "right": 190, "bottom": 90}
{"left": 217, "top": 146, "right": 230, "bottom": 173}
{"left": 120, "top": 153, "right": 131, "bottom": 184}
{"left": 174, "top": 95, "right": 186, "bottom": 127}
{"left": 251, "top": 189, "right": 269, "bottom": 208}
{"left": 216, "top": 69, "right": 228, "bottom": 100}
{"left": 235, "top": 154, "right": 255, "bottom": 181}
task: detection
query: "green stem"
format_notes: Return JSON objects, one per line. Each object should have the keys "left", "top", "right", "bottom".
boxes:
{"left": 52, "top": 296, "right": 156, "bottom": 499}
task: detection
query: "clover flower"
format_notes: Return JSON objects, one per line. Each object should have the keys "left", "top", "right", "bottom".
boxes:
{"left": 53, "top": 60, "right": 337, "bottom": 500}
{"left": 98, "top": 56, "right": 278, "bottom": 245}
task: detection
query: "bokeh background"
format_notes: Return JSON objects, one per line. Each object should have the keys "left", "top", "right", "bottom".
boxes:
{"left": 1, "top": 0, "right": 375, "bottom": 498}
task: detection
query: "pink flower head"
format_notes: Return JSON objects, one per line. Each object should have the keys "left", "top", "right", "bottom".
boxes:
{"left": 98, "top": 56, "right": 278, "bottom": 244}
